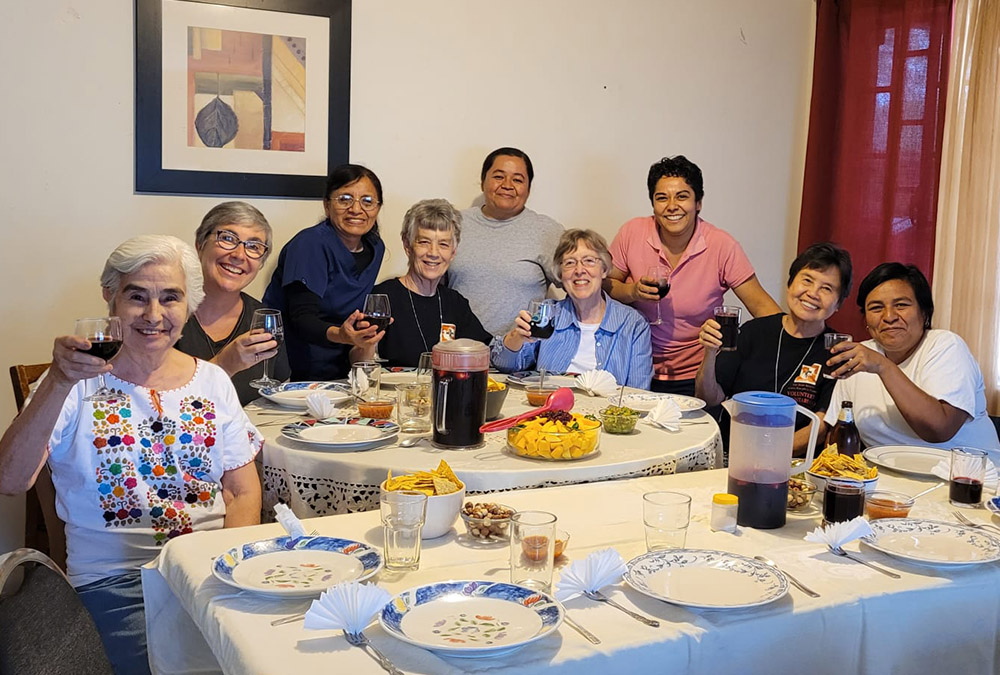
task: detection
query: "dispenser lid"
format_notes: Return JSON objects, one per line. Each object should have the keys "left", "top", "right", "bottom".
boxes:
{"left": 732, "top": 391, "right": 796, "bottom": 412}
{"left": 432, "top": 338, "right": 490, "bottom": 372}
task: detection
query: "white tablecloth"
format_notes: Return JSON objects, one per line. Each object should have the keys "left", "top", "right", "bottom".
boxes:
{"left": 145, "top": 469, "right": 1000, "bottom": 675}
{"left": 252, "top": 390, "right": 723, "bottom": 517}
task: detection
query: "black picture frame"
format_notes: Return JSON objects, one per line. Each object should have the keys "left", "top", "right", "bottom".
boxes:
{"left": 135, "top": 0, "right": 351, "bottom": 198}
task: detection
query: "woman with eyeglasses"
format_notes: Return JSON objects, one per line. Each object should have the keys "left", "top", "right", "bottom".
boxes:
{"left": 175, "top": 201, "right": 290, "bottom": 405}
{"left": 492, "top": 229, "right": 653, "bottom": 388}
{"left": 263, "top": 164, "right": 387, "bottom": 380}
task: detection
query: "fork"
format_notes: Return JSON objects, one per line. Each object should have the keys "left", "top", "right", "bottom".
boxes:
{"left": 828, "top": 546, "right": 901, "bottom": 578}
{"left": 952, "top": 510, "right": 1000, "bottom": 534}
{"left": 344, "top": 631, "right": 404, "bottom": 675}
{"left": 582, "top": 590, "right": 660, "bottom": 627}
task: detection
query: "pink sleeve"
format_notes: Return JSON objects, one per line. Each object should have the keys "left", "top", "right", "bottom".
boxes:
{"left": 717, "top": 235, "right": 756, "bottom": 290}
{"left": 609, "top": 221, "right": 633, "bottom": 277}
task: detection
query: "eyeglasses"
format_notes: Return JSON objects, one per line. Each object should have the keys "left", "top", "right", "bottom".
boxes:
{"left": 215, "top": 230, "right": 269, "bottom": 259}
{"left": 560, "top": 256, "right": 602, "bottom": 271}
{"left": 331, "top": 194, "right": 381, "bottom": 212}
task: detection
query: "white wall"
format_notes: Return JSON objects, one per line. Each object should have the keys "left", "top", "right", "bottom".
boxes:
{"left": 0, "top": 0, "right": 815, "bottom": 553}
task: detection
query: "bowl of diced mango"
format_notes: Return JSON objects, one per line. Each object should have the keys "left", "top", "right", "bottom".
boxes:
{"left": 506, "top": 411, "right": 602, "bottom": 461}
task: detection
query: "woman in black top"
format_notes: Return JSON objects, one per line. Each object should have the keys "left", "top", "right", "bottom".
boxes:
{"left": 695, "top": 242, "right": 853, "bottom": 455}
{"left": 352, "top": 199, "right": 492, "bottom": 366}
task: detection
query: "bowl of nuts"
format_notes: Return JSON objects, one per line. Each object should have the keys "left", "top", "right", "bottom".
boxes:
{"left": 787, "top": 475, "right": 818, "bottom": 512}
{"left": 460, "top": 502, "right": 515, "bottom": 540}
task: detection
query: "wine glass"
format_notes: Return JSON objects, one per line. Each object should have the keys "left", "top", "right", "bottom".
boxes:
{"left": 74, "top": 317, "right": 123, "bottom": 402}
{"left": 363, "top": 294, "right": 391, "bottom": 362}
{"left": 644, "top": 265, "right": 671, "bottom": 326}
{"left": 248, "top": 309, "right": 284, "bottom": 390}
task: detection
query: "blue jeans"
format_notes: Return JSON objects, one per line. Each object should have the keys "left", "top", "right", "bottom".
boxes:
{"left": 77, "top": 571, "right": 151, "bottom": 675}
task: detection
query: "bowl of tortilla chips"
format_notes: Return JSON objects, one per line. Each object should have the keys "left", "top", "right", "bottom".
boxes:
{"left": 382, "top": 460, "right": 465, "bottom": 539}
{"left": 805, "top": 444, "right": 879, "bottom": 497}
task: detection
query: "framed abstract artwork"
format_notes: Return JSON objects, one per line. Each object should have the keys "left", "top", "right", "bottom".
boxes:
{"left": 135, "top": 0, "right": 351, "bottom": 198}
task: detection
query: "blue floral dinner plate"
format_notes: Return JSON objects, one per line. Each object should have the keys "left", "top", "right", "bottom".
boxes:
{"left": 260, "top": 381, "right": 351, "bottom": 410}
{"left": 280, "top": 417, "right": 399, "bottom": 451}
{"left": 380, "top": 580, "right": 563, "bottom": 658}
{"left": 987, "top": 496, "right": 1000, "bottom": 517}
{"left": 212, "top": 535, "right": 383, "bottom": 598}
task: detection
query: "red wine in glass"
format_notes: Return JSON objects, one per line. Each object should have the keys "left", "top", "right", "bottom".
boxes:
{"left": 714, "top": 306, "right": 742, "bottom": 352}
{"left": 363, "top": 294, "right": 391, "bottom": 361}
{"left": 364, "top": 314, "right": 391, "bottom": 333}
{"left": 84, "top": 339, "right": 122, "bottom": 361}
{"left": 655, "top": 281, "right": 671, "bottom": 299}
{"left": 645, "top": 265, "right": 670, "bottom": 326}
{"left": 950, "top": 477, "right": 983, "bottom": 505}
{"left": 74, "top": 316, "right": 123, "bottom": 402}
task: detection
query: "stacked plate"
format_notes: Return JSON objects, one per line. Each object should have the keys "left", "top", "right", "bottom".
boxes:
{"left": 260, "top": 382, "right": 350, "bottom": 410}
{"left": 280, "top": 417, "right": 399, "bottom": 451}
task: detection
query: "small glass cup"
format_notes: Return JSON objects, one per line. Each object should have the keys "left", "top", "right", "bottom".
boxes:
{"left": 642, "top": 491, "right": 691, "bottom": 551}
{"left": 713, "top": 306, "right": 741, "bottom": 352}
{"left": 416, "top": 352, "right": 433, "bottom": 384}
{"left": 397, "top": 381, "right": 432, "bottom": 433}
{"left": 351, "top": 360, "right": 382, "bottom": 401}
{"left": 950, "top": 447, "right": 988, "bottom": 508}
{"left": 510, "top": 511, "right": 556, "bottom": 592}
{"left": 823, "top": 478, "right": 866, "bottom": 525}
{"left": 380, "top": 491, "right": 427, "bottom": 571}
{"left": 823, "top": 333, "right": 853, "bottom": 379}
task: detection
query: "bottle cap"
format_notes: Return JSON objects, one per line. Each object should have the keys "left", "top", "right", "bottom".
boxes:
{"left": 713, "top": 493, "right": 738, "bottom": 505}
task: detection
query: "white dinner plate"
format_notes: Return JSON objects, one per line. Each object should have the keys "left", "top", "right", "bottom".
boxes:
{"left": 280, "top": 417, "right": 399, "bottom": 450}
{"left": 380, "top": 369, "right": 420, "bottom": 388}
{"left": 212, "top": 535, "right": 383, "bottom": 597}
{"left": 625, "top": 549, "right": 788, "bottom": 610}
{"left": 862, "top": 445, "right": 951, "bottom": 478}
{"left": 506, "top": 371, "right": 579, "bottom": 389}
{"left": 862, "top": 518, "right": 1000, "bottom": 565}
{"left": 380, "top": 580, "right": 563, "bottom": 658}
{"left": 608, "top": 392, "right": 706, "bottom": 413}
{"left": 260, "top": 382, "right": 351, "bottom": 410}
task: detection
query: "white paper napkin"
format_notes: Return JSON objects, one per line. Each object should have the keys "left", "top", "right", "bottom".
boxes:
{"left": 303, "top": 581, "right": 392, "bottom": 634}
{"left": 644, "top": 398, "right": 683, "bottom": 431}
{"left": 930, "top": 459, "right": 999, "bottom": 489}
{"left": 274, "top": 503, "right": 307, "bottom": 539}
{"left": 575, "top": 370, "right": 619, "bottom": 397}
{"left": 554, "top": 548, "right": 627, "bottom": 601}
{"left": 803, "top": 516, "right": 873, "bottom": 548}
{"left": 305, "top": 392, "right": 337, "bottom": 420}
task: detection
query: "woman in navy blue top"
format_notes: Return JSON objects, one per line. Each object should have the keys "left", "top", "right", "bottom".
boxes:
{"left": 263, "top": 165, "right": 387, "bottom": 380}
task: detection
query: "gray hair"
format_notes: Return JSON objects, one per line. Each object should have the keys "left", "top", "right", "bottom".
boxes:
{"left": 194, "top": 201, "right": 272, "bottom": 260}
{"left": 401, "top": 199, "right": 462, "bottom": 249}
{"left": 551, "top": 229, "right": 613, "bottom": 279}
{"left": 100, "top": 235, "right": 205, "bottom": 315}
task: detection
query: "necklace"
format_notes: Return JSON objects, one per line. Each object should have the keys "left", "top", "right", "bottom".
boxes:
{"left": 774, "top": 322, "right": 819, "bottom": 394}
{"left": 404, "top": 279, "right": 444, "bottom": 352}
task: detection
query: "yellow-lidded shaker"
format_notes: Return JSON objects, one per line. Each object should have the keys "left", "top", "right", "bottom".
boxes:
{"left": 711, "top": 493, "right": 739, "bottom": 533}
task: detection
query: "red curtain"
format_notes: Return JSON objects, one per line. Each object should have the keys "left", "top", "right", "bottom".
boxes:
{"left": 798, "top": 0, "right": 952, "bottom": 338}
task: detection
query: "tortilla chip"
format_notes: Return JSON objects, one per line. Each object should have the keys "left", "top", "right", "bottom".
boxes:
{"left": 433, "top": 476, "right": 459, "bottom": 495}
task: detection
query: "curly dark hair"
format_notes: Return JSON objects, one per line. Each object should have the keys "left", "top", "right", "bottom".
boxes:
{"left": 646, "top": 155, "right": 704, "bottom": 203}
{"left": 856, "top": 262, "right": 934, "bottom": 329}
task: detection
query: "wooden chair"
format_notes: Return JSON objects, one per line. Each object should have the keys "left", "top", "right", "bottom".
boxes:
{"left": 8, "top": 364, "right": 66, "bottom": 570}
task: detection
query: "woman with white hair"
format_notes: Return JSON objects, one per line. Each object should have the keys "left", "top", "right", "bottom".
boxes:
{"left": 175, "top": 201, "right": 290, "bottom": 405}
{"left": 0, "top": 235, "right": 263, "bottom": 674}
{"left": 351, "top": 198, "right": 493, "bottom": 365}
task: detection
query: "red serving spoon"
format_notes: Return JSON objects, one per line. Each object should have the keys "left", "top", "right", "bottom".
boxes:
{"left": 479, "top": 387, "right": 575, "bottom": 433}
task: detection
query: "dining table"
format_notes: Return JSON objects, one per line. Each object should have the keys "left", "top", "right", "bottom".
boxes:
{"left": 143, "top": 466, "right": 1000, "bottom": 675}
{"left": 250, "top": 384, "right": 723, "bottom": 518}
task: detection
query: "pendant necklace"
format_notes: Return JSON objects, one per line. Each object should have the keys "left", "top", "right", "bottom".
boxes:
{"left": 774, "top": 321, "right": 818, "bottom": 394}
{"left": 404, "top": 279, "right": 443, "bottom": 352}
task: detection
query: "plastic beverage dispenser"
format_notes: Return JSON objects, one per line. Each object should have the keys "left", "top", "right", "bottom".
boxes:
{"left": 431, "top": 339, "right": 489, "bottom": 448}
{"left": 723, "top": 392, "right": 819, "bottom": 529}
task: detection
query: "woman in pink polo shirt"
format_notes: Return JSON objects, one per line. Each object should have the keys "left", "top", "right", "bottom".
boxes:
{"left": 606, "top": 156, "right": 780, "bottom": 395}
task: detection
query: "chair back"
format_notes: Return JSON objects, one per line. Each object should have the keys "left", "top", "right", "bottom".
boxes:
{"left": 9, "top": 363, "right": 50, "bottom": 411}
{"left": 0, "top": 549, "right": 113, "bottom": 674}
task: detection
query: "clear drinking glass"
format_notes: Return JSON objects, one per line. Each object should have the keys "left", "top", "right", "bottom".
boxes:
{"left": 416, "top": 352, "right": 433, "bottom": 384}
{"left": 643, "top": 491, "right": 691, "bottom": 551}
{"left": 713, "top": 306, "right": 742, "bottom": 352}
{"left": 396, "top": 381, "right": 432, "bottom": 433}
{"left": 510, "top": 511, "right": 556, "bottom": 592}
{"left": 363, "top": 294, "right": 391, "bottom": 362}
{"left": 823, "top": 478, "right": 866, "bottom": 525}
{"left": 527, "top": 300, "right": 556, "bottom": 339}
{"left": 823, "top": 333, "right": 853, "bottom": 379}
{"left": 643, "top": 265, "right": 671, "bottom": 325}
{"left": 380, "top": 491, "right": 427, "bottom": 571}
{"left": 351, "top": 360, "right": 382, "bottom": 402}
{"left": 74, "top": 317, "right": 123, "bottom": 402}
{"left": 950, "top": 447, "right": 988, "bottom": 508}
{"left": 248, "top": 309, "right": 283, "bottom": 389}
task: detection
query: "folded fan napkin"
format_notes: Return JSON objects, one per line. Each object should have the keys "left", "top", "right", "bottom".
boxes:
{"left": 303, "top": 581, "right": 392, "bottom": 634}
{"left": 644, "top": 398, "right": 683, "bottom": 431}
{"left": 931, "top": 458, "right": 999, "bottom": 489}
{"left": 554, "top": 548, "right": 627, "bottom": 601}
{"left": 305, "top": 392, "right": 337, "bottom": 420}
{"left": 274, "top": 503, "right": 307, "bottom": 539}
{"left": 804, "top": 516, "right": 873, "bottom": 548}
{"left": 575, "top": 369, "right": 619, "bottom": 397}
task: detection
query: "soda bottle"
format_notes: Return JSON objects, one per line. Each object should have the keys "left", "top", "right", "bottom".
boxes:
{"left": 829, "top": 401, "right": 862, "bottom": 456}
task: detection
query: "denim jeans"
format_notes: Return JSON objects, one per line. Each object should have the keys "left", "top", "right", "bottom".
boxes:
{"left": 77, "top": 571, "right": 151, "bottom": 675}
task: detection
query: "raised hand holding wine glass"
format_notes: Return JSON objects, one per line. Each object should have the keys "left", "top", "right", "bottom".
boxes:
{"left": 74, "top": 316, "right": 123, "bottom": 401}
{"left": 362, "top": 294, "right": 391, "bottom": 362}
{"left": 642, "top": 265, "right": 671, "bottom": 326}
{"left": 248, "top": 309, "right": 283, "bottom": 390}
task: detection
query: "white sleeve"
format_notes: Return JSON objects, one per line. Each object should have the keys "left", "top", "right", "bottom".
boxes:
{"left": 912, "top": 332, "right": 981, "bottom": 417}
{"left": 825, "top": 377, "right": 848, "bottom": 423}
{"left": 46, "top": 380, "right": 85, "bottom": 461}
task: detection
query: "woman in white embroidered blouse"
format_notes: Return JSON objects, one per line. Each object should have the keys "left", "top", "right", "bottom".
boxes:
{"left": 0, "top": 235, "right": 262, "bottom": 674}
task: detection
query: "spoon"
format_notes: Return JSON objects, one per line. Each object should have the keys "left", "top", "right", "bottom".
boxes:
{"left": 753, "top": 555, "right": 820, "bottom": 597}
{"left": 479, "top": 387, "right": 575, "bottom": 433}
{"left": 398, "top": 435, "right": 430, "bottom": 448}
{"left": 911, "top": 482, "right": 945, "bottom": 500}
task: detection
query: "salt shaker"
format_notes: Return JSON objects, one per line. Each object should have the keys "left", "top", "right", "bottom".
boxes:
{"left": 710, "top": 493, "right": 739, "bottom": 533}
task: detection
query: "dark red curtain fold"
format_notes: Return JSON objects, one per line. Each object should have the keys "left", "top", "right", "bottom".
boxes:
{"left": 798, "top": 0, "right": 952, "bottom": 338}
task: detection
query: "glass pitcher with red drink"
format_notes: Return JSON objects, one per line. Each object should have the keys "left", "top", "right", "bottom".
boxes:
{"left": 723, "top": 392, "right": 820, "bottom": 529}
{"left": 431, "top": 339, "right": 489, "bottom": 448}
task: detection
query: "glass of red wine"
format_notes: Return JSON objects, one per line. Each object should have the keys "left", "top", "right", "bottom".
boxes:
{"left": 527, "top": 299, "right": 556, "bottom": 339}
{"left": 248, "top": 309, "right": 284, "bottom": 390}
{"left": 949, "top": 447, "right": 988, "bottom": 508}
{"left": 363, "top": 294, "right": 391, "bottom": 362}
{"left": 74, "top": 316, "right": 123, "bottom": 402}
{"left": 713, "top": 306, "right": 742, "bottom": 351}
{"left": 644, "top": 265, "right": 670, "bottom": 326}
{"left": 822, "top": 478, "right": 866, "bottom": 526}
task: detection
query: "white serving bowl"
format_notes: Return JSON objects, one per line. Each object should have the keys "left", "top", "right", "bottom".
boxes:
{"left": 380, "top": 479, "right": 465, "bottom": 539}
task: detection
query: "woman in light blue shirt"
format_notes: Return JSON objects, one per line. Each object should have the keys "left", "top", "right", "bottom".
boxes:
{"left": 491, "top": 229, "right": 653, "bottom": 388}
